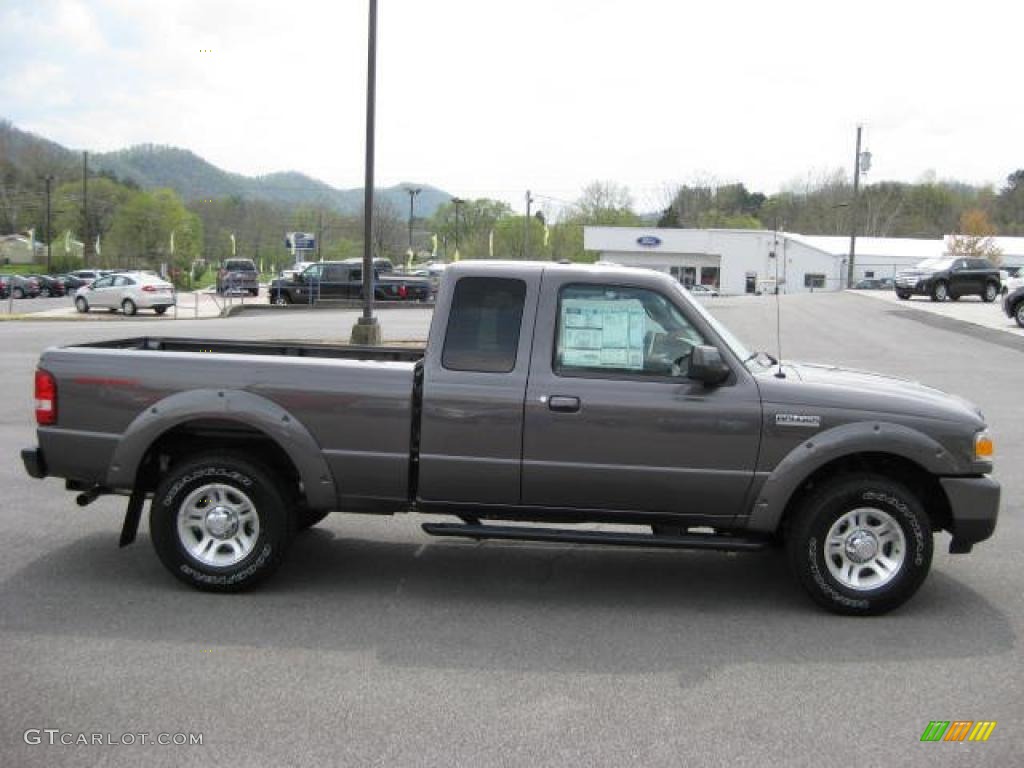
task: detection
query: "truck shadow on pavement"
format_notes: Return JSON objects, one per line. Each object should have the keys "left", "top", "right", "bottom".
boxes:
{"left": 0, "top": 525, "right": 1013, "bottom": 682}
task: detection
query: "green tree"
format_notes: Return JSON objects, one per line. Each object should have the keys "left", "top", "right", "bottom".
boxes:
{"left": 428, "top": 198, "right": 513, "bottom": 259}
{"left": 108, "top": 188, "right": 202, "bottom": 276}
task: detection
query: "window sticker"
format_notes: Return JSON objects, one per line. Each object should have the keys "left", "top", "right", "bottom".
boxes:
{"left": 560, "top": 298, "right": 646, "bottom": 370}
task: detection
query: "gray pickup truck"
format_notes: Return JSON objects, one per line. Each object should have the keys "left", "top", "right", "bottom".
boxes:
{"left": 22, "top": 262, "right": 1000, "bottom": 614}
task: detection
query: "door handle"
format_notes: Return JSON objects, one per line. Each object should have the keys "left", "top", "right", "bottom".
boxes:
{"left": 547, "top": 396, "right": 581, "bottom": 413}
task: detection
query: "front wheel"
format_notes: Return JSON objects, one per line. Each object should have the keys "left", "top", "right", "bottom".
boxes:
{"left": 74, "top": 296, "right": 89, "bottom": 313}
{"left": 1015, "top": 301, "right": 1024, "bottom": 329}
{"left": 13, "top": 287, "right": 24, "bottom": 299}
{"left": 896, "top": 290, "right": 911, "bottom": 300}
{"left": 150, "top": 453, "right": 293, "bottom": 591}
{"left": 786, "top": 473, "right": 933, "bottom": 615}
{"left": 122, "top": 298, "right": 137, "bottom": 316}
{"left": 982, "top": 282, "right": 998, "bottom": 302}
{"left": 273, "top": 292, "right": 291, "bottom": 305}
{"left": 930, "top": 281, "right": 948, "bottom": 302}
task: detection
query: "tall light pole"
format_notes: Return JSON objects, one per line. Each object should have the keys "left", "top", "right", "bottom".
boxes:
{"left": 44, "top": 175, "right": 53, "bottom": 273}
{"left": 352, "top": 0, "right": 381, "bottom": 345}
{"left": 452, "top": 197, "right": 465, "bottom": 261}
{"left": 846, "top": 125, "right": 871, "bottom": 289}
{"left": 524, "top": 190, "right": 534, "bottom": 259}
{"left": 405, "top": 186, "right": 421, "bottom": 266}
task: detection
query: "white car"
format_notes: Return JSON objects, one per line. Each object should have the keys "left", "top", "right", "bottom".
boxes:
{"left": 74, "top": 271, "right": 176, "bottom": 316}
{"left": 686, "top": 283, "right": 720, "bottom": 297}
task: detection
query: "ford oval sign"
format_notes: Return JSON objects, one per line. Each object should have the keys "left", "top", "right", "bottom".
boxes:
{"left": 636, "top": 235, "right": 662, "bottom": 247}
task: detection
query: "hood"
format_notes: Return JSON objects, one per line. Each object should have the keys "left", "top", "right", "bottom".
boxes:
{"left": 757, "top": 361, "right": 985, "bottom": 427}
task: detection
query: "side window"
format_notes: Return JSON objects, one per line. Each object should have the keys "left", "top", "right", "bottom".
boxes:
{"left": 350, "top": 269, "right": 362, "bottom": 282}
{"left": 303, "top": 264, "right": 322, "bottom": 280}
{"left": 93, "top": 277, "right": 113, "bottom": 289}
{"left": 555, "top": 283, "right": 705, "bottom": 378}
{"left": 323, "top": 265, "right": 345, "bottom": 281}
{"left": 442, "top": 277, "right": 526, "bottom": 373}
{"left": 970, "top": 259, "right": 991, "bottom": 270}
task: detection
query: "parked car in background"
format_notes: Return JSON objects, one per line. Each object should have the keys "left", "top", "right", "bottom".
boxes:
{"left": 216, "top": 258, "right": 260, "bottom": 296}
{"left": 68, "top": 269, "right": 103, "bottom": 285}
{"left": 878, "top": 277, "right": 895, "bottom": 290}
{"left": 57, "top": 273, "right": 89, "bottom": 291}
{"left": 5, "top": 274, "right": 41, "bottom": 299}
{"left": 1004, "top": 285, "right": 1024, "bottom": 328}
{"left": 1002, "top": 266, "right": 1024, "bottom": 296}
{"left": 854, "top": 279, "right": 883, "bottom": 290}
{"left": 74, "top": 271, "right": 176, "bottom": 316}
{"left": 686, "top": 283, "right": 720, "bottom": 297}
{"left": 269, "top": 261, "right": 431, "bottom": 304}
{"left": 28, "top": 275, "right": 66, "bottom": 297}
{"left": 895, "top": 257, "right": 1001, "bottom": 302}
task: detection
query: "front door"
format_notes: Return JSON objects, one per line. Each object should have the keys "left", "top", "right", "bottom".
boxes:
{"left": 88, "top": 275, "right": 117, "bottom": 308}
{"left": 522, "top": 279, "right": 762, "bottom": 520}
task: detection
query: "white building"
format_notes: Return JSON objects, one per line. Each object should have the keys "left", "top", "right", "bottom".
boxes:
{"left": 585, "top": 227, "right": 1024, "bottom": 295}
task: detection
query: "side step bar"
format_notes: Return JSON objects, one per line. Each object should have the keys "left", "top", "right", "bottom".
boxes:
{"left": 421, "top": 522, "right": 769, "bottom": 552}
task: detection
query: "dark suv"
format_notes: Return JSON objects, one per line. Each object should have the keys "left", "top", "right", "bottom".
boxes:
{"left": 216, "top": 259, "right": 260, "bottom": 296}
{"left": 269, "top": 261, "right": 430, "bottom": 304}
{"left": 895, "top": 257, "right": 1001, "bottom": 302}
{"left": 1004, "top": 285, "right": 1024, "bottom": 328}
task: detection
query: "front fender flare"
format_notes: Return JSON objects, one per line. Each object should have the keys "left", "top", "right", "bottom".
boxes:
{"left": 106, "top": 388, "right": 337, "bottom": 509}
{"left": 746, "top": 420, "right": 959, "bottom": 533}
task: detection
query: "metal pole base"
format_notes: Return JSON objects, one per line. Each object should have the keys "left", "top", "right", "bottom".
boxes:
{"left": 350, "top": 316, "right": 382, "bottom": 346}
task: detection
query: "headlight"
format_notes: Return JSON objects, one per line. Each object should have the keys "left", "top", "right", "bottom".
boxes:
{"left": 974, "top": 430, "right": 994, "bottom": 461}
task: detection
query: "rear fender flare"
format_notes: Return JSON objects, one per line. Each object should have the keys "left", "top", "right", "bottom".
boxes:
{"left": 106, "top": 388, "right": 337, "bottom": 509}
{"left": 747, "top": 420, "right": 959, "bottom": 533}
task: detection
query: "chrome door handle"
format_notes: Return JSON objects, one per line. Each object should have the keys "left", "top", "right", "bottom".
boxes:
{"left": 547, "top": 396, "right": 581, "bottom": 413}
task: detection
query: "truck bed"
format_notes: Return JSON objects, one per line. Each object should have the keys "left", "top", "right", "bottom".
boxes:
{"left": 78, "top": 336, "right": 426, "bottom": 362}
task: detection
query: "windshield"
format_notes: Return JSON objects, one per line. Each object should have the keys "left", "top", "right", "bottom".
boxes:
{"left": 671, "top": 281, "right": 751, "bottom": 363}
{"left": 916, "top": 258, "right": 954, "bottom": 271}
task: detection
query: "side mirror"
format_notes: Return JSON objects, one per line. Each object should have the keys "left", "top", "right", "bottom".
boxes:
{"left": 687, "top": 345, "right": 731, "bottom": 386}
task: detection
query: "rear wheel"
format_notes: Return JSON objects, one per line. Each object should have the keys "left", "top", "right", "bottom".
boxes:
{"left": 13, "top": 287, "right": 24, "bottom": 299}
{"left": 154, "top": 306, "right": 168, "bottom": 315}
{"left": 896, "top": 290, "right": 911, "bottom": 300}
{"left": 122, "top": 298, "right": 137, "bottom": 316}
{"left": 982, "top": 282, "right": 998, "bottom": 302}
{"left": 1015, "top": 301, "right": 1024, "bottom": 328}
{"left": 930, "top": 281, "right": 948, "bottom": 302}
{"left": 150, "top": 453, "right": 293, "bottom": 591}
{"left": 74, "top": 296, "right": 89, "bottom": 313}
{"left": 273, "top": 291, "right": 291, "bottom": 305}
{"left": 786, "top": 473, "right": 932, "bottom": 615}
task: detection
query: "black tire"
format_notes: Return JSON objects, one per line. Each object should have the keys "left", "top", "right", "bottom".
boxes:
{"left": 272, "top": 291, "right": 291, "bottom": 305}
{"left": 74, "top": 296, "right": 89, "bottom": 313}
{"left": 930, "top": 281, "right": 948, "bottom": 302}
{"left": 786, "top": 473, "right": 933, "bottom": 616}
{"left": 949, "top": 294, "right": 960, "bottom": 302}
{"left": 295, "top": 506, "right": 331, "bottom": 531}
{"left": 982, "top": 282, "right": 998, "bottom": 303}
{"left": 1015, "top": 301, "right": 1024, "bottom": 329}
{"left": 896, "top": 290, "right": 911, "bottom": 300}
{"left": 122, "top": 298, "right": 137, "bottom": 316}
{"left": 154, "top": 306, "right": 168, "bottom": 315}
{"left": 150, "top": 453, "right": 293, "bottom": 592}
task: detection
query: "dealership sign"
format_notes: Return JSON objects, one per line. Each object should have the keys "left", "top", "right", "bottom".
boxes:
{"left": 636, "top": 235, "right": 662, "bottom": 247}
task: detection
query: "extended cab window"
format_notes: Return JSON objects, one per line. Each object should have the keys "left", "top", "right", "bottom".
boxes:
{"left": 442, "top": 277, "right": 526, "bottom": 373}
{"left": 555, "top": 283, "right": 705, "bottom": 378}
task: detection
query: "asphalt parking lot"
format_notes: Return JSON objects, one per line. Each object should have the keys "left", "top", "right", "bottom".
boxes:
{"left": 1, "top": 293, "right": 1021, "bottom": 767}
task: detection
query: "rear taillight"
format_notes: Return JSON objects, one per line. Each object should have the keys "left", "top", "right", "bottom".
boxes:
{"left": 399, "top": 285, "right": 408, "bottom": 298}
{"left": 142, "top": 285, "right": 157, "bottom": 292}
{"left": 35, "top": 369, "right": 57, "bottom": 425}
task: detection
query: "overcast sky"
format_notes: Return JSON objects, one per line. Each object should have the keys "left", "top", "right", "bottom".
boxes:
{"left": 1, "top": 0, "right": 1020, "bottom": 212}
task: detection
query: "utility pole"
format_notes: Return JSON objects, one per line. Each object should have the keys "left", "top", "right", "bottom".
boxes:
{"left": 82, "top": 151, "right": 92, "bottom": 264}
{"left": 317, "top": 209, "right": 323, "bottom": 262}
{"left": 405, "top": 186, "right": 421, "bottom": 266}
{"left": 351, "top": 0, "right": 381, "bottom": 345}
{"left": 452, "top": 197, "right": 465, "bottom": 261}
{"left": 524, "top": 190, "right": 534, "bottom": 260}
{"left": 846, "top": 125, "right": 862, "bottom": 289}
{"left": 45, "top": 175, "right": 53, "bottom": 273}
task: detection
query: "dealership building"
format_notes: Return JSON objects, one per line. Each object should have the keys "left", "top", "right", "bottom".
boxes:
{"left": 585, "top": 227, "right": 1024, "bottom": 295}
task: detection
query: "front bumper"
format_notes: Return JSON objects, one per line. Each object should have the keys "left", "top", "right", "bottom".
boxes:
{"left": 941, "top": 476, "right": 1000, "bottom": 553}
{"left": 22, "top": 447, "right": 47, "bottom": 479}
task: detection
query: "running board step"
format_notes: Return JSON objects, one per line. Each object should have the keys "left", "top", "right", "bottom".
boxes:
{"left": 421, "top": 523, "right": 769, "bottom": 552}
